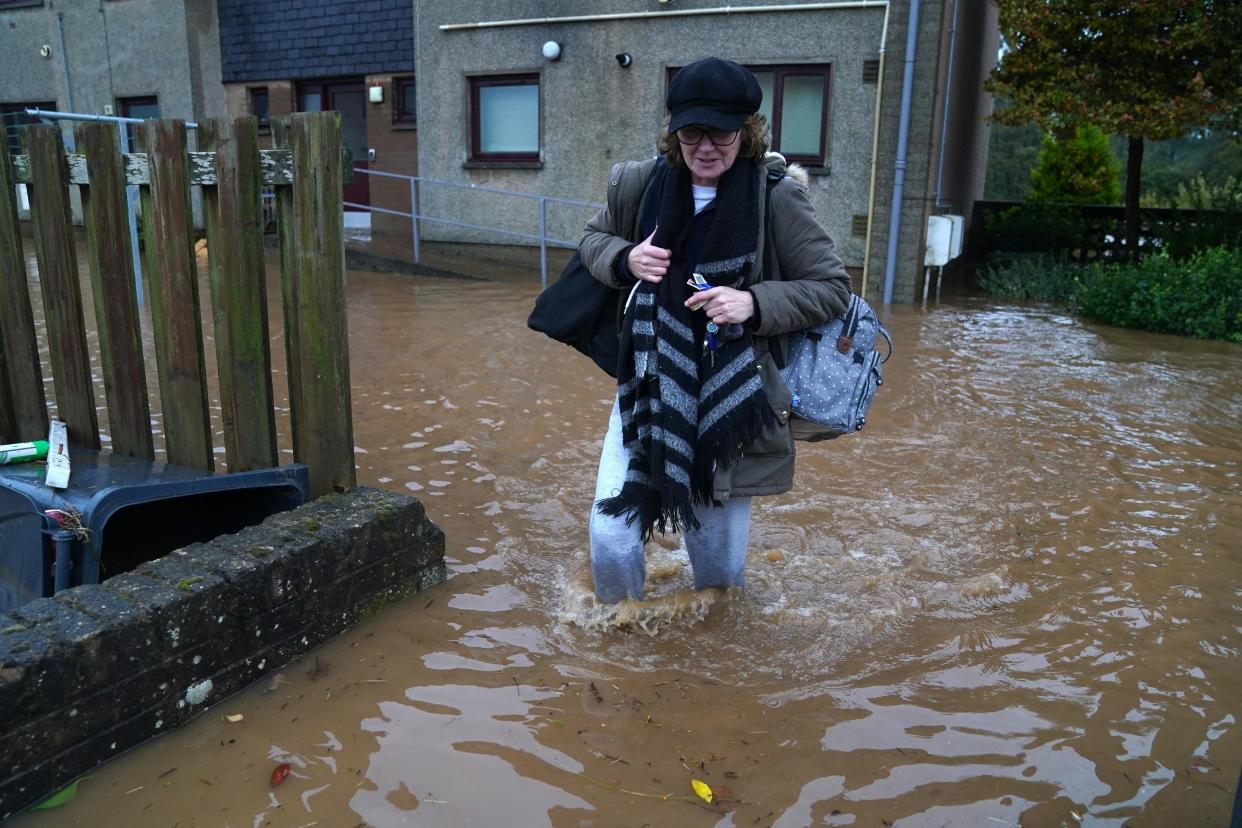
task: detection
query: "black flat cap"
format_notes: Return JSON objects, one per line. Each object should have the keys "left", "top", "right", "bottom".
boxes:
{"left": 666, "top": 57, "right": 763, "bottom": 133}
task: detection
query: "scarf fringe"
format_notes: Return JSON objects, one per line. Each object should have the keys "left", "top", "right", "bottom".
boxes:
{"left": 599, "top": 389, "right": 778, "bottom": 541}
{"left": 597, "top": 480, "right": 700, "bottom": 543}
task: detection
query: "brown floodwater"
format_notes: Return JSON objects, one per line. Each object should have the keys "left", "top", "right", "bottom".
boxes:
{"left": 8, "top": 243, "right": 1242, "bottom": 827}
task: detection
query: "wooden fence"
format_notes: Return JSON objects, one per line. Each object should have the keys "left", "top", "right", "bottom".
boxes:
{"left": 0, "top": 112, "right": 354, "bottom": 498}
{"left": 968, "top": 199, "right": 1242, "bottom": 263}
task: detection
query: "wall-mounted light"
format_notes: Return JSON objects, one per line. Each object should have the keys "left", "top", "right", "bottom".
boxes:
{"left": 369, "top": 82, "right": 384, "bottom": 104}
{"left": 615, "top": 53, "right": 633, "bottom": 68}
{"left": 542, "top": 41, "right": 562, "bottom": 61}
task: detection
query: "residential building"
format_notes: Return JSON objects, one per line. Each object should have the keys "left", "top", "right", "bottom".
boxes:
{"left": 0, "top": 0, "right": 224, "bottom": 220}
{"left": 1, "top": 0, "right": 999, "bottom": 303}
{"left": 412, "top": 0, "right": 999, "bottom": 303}
{"left": 216, "top": 0, "right": 416, "bottom": 244}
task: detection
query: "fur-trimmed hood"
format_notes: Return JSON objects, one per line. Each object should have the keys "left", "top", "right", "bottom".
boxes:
{"left": 763, "top": 151, "right": 809, "bottom": 188}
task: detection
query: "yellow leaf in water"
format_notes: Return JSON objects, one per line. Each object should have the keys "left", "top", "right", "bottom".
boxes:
{"left": 691, "top": 779, "right": 713, "bottom": 804}
{"left": 225, "top": 714, "right": 244, "bottom": 723}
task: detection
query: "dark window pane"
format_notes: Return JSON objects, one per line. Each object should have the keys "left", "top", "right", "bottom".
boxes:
{"left": 118, "top": 96, "right": 159, "bottom": 149}
{"left": 250, "top": 87, "right": 269, "bottom": 124}
{"left": 401, "top": 82, "right": 416, "bottom": 120}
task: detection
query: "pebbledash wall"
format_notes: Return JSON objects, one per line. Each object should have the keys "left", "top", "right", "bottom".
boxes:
{"left": 0, "top": 0, "right": 226, "bottom": 223}
{"left": 0, "top": 488, "right": 446, "bottom": 819}
{"left": 0, "top": 0, "right": 222, "bottom": 125}
{"left": 414, "top": 0, "right": 999, "bottom": 303}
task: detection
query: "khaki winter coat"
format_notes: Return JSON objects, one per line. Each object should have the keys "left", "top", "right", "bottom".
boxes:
{"left": 579, "top": 154, "right": 851, "bottom": 499}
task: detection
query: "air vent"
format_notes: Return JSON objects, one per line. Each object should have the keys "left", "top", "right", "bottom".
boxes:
{"left": 862, "top": 59, "right": 880, "bottom": 84}
{"left": 852, "top": 214, "right": 869, "bottom": 236}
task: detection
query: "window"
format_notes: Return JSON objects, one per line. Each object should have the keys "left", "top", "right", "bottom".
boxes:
{"left": 1, "top": 101, "right": 56, "bottom": 156}
{"left": 297, "top": 86, "right": 321, "bottom": 113}
{"left": 393, "top": 77, "right": 416, "bottom": 125}
{"left": 666, "top": 64, "right": 831, "bottom": 168}
{"left": 469, "top": 74, "right": 539, "bottom": 163}
{"left": 752, "top": 66, "right": 831, "bottom": 167}
{"left": 118, "top": 95, "right": 159, "bottom": 150}
{"left": 249, "top": 86, "right": 270, "bottom": 132}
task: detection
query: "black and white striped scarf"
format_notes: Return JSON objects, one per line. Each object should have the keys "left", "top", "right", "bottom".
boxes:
{"left": 598, "top": 159, "right": 775, "bottom": 539}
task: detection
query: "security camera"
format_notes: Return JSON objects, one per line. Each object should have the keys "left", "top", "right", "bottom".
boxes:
{"left": 615, "top": 53, "right": 633, "bottom": 68}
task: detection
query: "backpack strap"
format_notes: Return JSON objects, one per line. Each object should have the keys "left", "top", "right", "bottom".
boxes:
{"left": 762, "top": 169, "right": 789, "bottom": 369}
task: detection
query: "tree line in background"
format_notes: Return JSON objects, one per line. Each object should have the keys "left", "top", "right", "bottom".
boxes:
{"left": 986, "top": 120, "right": 1242, "bottom": 210}
{"left": 974, "top": 0, "right": 1241, "bottom": 342}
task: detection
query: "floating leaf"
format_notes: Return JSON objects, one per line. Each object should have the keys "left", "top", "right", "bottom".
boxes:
{"left": 32, "top": 778, "right": 83, "bottom": 810}
{"left": 270, "top": 762, "right": 292, "bottom": 788}
{"left": 691, "top": 779, "right": 713, "bottom": 804}
{"left": 712, "top": 784, "right": 734, "bottom": 801}
{"left": 225, "top": 713, "right": 244, "bottom": 723}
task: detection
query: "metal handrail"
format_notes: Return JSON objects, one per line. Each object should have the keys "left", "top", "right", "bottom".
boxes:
{"left": 360, "top": 167, "right": 599, "bottom": 208}
{"left": 348, "top": 166, "right": 601, "bottom": 287}
{"left": 10, "top": 109, "right": 599, "bottom": 288}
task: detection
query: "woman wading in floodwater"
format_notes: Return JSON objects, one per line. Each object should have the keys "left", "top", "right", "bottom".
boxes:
{"left": 578, "top": 57, "right": 850, "bottom": 603}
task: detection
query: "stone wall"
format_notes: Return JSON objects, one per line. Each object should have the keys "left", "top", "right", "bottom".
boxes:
{"left": 0, "top": 487, "right": 445, "bottom": 819}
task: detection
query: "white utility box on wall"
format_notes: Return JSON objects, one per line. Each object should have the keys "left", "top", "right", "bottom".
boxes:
{"left": 925, "top": 215, "right": 952, "bottom": 267}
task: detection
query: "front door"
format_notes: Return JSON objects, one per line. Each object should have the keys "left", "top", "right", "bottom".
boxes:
{"left": 298, "top": 80, "right": 369, "bottom": 211}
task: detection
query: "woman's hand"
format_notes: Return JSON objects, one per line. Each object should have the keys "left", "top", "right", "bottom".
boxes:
{"left": 685, "top": 286, "right": 754, "bottom": 324}
{"left": 627, "top": 229, "right": 671, "bottom": 283}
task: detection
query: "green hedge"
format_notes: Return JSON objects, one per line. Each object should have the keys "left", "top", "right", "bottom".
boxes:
{"left": 977, "top": 246, "right": 1242, "bottom": 342}
{"left": 977, "top": 252, "right": 1081, "bottom": 303}
{"left": 1075, "top": 247, "right": 1242, "bottom": 341}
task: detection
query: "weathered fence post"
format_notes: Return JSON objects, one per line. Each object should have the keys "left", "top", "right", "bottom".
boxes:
{"left": 75, "top": 121, "right": 154, "bottom": 459}
{"left": 24, "top": 125, "right": 99, "bottom": 450}
{"left": 138, "top": 119, "right": 213, "bottom": 470}
{"left": 270, "top": 117, "right": 302, "bottom": 458}
{"left": 273, "top": 112, "right": 355, "bottom": 497}
{"left": 199, "top": 116, "right": 278, "bottom": 472}
{"left": 0, "top": 137, "right": 47, "bottom": 444}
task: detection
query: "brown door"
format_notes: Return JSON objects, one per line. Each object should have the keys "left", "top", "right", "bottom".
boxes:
{"left": 298, "top": 80, "right": 370, "bottom": 210}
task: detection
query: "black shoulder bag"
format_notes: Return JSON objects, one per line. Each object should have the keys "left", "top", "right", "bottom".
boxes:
{"left": 526, "top": 252, "right": 624, "bottom": 378}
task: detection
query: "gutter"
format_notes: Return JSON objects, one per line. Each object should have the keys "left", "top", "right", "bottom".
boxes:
{"left": 439, "top": 2, "right": 889, "bottom": 31}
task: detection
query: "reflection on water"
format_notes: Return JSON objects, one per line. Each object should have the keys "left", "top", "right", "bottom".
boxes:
{"left": 9, "top": 250, "right": 1242, "bottom": 827}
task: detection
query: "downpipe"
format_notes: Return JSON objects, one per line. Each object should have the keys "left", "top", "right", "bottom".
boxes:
{"left": 881, "top": 0, "right": 921, "bottom": 304}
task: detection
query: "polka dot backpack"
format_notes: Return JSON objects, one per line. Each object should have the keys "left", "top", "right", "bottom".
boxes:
{"left": 779, "top": 294, "right": 892, "bottom": 442}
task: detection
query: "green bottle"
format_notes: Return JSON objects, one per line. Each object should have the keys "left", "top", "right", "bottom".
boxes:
{"left": 0, "top": 440, "right": 49, "bottom": 465}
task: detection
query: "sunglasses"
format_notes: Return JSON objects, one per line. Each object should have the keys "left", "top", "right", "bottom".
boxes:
{"left": 675, "top": 126, "right": 740, "bottom": 147}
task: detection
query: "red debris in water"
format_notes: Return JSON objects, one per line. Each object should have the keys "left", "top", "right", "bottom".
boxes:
{"left": 270, "top": 762, "right": 292, "bottom": 788}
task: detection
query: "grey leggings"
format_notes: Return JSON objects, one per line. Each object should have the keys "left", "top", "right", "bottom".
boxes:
{"left": 589, "top": 400, "right": 752, "bottom": 603}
